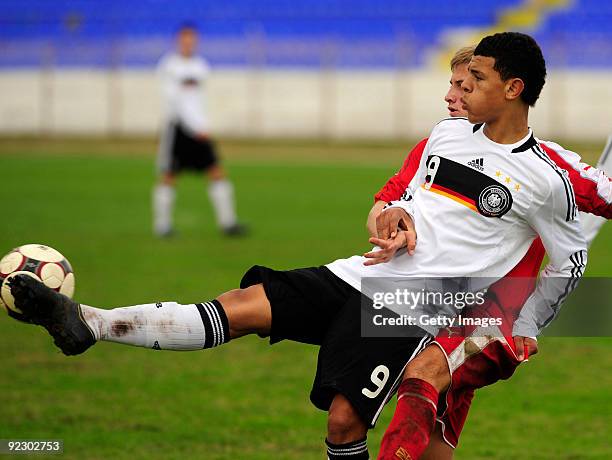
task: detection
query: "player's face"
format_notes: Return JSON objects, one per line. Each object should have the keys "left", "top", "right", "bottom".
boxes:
{"left": 460, "top": 55, "right": 507, "bottom": 124}
{"left": 178, "top": 29, "right": 198, "bottom": 56}
{"left": 444, "top": 63, "right": 469, "bottom": 117}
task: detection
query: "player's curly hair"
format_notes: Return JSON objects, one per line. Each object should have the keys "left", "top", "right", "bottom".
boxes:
{"left": 474, "top": 32, "right": 546, "bottom": 107}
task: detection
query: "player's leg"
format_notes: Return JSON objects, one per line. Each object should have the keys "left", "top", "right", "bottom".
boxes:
{"left": 326, "top": 394, "right": 369, "bottom": 459}
{"left": 420, "top": 424, "right": 454, "bottom": 460}
{"left": 217, "top": 285, "right": 271, "bottom": 337}
{"left": 8, "top": 274, "right": 271, "bottom": 355}
{"left": 378, "top": 344, "right": 451, "bottom": 460}
{"left": 205, "top": 164, "right": 246, "bottom": 236}
{"left": 379, "top": 320, "right": 524, "bottom": 459}
{"left": 8, "top": 264, "right": 347, "bottom": 357}
{"left": 153, "top": 172, "right": 177, "bottom": 237}
{"left": 312, "top": 292, "right": 433, "bottom": 460}
{"left": 201, "top": 139, "right": 246, "bottom": 236}
{"left": 83, "top": 284, "right": 271, "bottom": 344}
{"left": 321, "top": 334, "right": 433, "bottom": 459}
{"left": 205, "top": 163, "right": 238, "bottom": 233}
{"left": 153, "top": 121, "right": 179, "bottom": 237}
{"left": 206, "top": 163, "right": 225, "bottom": 181}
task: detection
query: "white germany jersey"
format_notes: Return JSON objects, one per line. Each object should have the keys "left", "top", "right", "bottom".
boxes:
{"left": 157, "top": 52, "right": 211, "bottom": 134}
{"left": 326, "top": 118, "right": 587, "bottom": 337}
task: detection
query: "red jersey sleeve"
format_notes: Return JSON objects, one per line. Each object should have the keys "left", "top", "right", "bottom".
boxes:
{"left": 540, "top": 142, "right": 612, "bottom": 219}
{"left": 374, "top": 138, "right": 429, "bottom": 203}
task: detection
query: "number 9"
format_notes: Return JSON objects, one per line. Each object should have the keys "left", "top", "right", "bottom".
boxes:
{"left": 361, "top": 365, "right": 390, "bottom": 399}
{"left": 424, "top": 156, "right": 440, "bottom": 190}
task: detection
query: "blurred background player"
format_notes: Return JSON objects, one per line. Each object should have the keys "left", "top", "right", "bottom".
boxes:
{"left": 154, "top": 23, "right": 247, "bottom": 237}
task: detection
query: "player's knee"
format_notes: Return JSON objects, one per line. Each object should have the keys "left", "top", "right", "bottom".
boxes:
{"left": 404, "top": 345, "right": 451, "bottom": 392}
{"left": 160, "top": 173, "right": 175, "bottom": 186}
{"left": 216, "top": 285, "right": 271, "bottom": 339}
{"left": 327, "top": 396, "right": 367, "bottom": 444}
{"left": 207, "top": 165, "right": 225, "bottom": 181}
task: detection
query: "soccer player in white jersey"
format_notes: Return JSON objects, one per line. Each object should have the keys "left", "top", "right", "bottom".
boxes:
{"left": 370, "top": 46, "right": 611, "bottom": 459}
{"left": 373, "top": 33, "right": 606, "bottom": 459}
{"left": 7, "top": 33, "right": 610, "bottom": 460}
{"left": 154, "top": 23, "right": 246, "bottom": 237}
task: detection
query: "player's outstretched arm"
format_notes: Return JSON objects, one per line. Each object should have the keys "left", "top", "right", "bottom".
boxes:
{"left": 512, "top": 141, "right": 611, "bottom": 354}
{"left": 513, "top": 173, "right": 588, "bottom": 343}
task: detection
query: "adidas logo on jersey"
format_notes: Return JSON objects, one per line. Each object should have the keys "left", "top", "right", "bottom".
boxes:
{"left": 467, "top": 158, "right": 484, "bottom": 171}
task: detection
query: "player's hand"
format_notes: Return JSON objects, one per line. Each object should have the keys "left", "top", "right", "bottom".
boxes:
{"left": 376, "top": 208, "right": 416, "bottom": 244}
{"left": 367, "top": 201, "right": 388, "bottom": 238}
{"left": 513, "top": 336, "right": 538, "bottom": 361}
{"left": 364, "top": 231, "right": 410, "bottom": 266}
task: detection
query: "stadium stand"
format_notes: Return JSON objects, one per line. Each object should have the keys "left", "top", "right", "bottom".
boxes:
{"left": 0, "top": 0, "right": 609, "bottom": 68}
{"left": 533, "top": 0, "right": 612, "bottom": 67}
{"left": 0, "top": 0, "right": 520, "bottom": 67}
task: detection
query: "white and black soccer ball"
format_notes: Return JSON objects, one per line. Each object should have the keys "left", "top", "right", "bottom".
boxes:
{"left": 0, "top": 244, "right": 75, "bottom": 321}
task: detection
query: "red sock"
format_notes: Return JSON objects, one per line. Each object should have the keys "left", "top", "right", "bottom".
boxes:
{"left": 377, "top": 378, "right": 438, "bottom": 460}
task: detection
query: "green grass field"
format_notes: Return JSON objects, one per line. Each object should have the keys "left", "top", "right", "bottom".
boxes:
{"left": 0, "top": 137, "right": 610, "bottom": 459}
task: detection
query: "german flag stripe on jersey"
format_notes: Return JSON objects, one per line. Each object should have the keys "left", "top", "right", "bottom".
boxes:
{"left": 424, "top": 155, "right": 513, "bottom": 218}
{"left": 423, "top": 183, "right": 478, "bottom": 212}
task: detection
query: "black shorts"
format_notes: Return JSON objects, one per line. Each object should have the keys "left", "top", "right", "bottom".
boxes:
{"left": 240, "top": 265, "right": 432, "bottom": 428}
{"left": 157, "top": 122, "right": 218, "bottom": 174}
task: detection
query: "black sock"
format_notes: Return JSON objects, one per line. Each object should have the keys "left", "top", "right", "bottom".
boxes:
{"left": 195, "top": 300, "right": 231, "bottom": 348}
{"left": 326, "top": 437, "right": 369, "bottom": 459}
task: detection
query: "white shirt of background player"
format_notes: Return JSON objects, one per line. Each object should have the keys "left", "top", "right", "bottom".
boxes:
{"left": 157, "top": 52, "right": 211, "bottom": 136}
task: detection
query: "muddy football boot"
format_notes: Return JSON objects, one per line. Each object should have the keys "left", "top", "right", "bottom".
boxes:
{"left": 8, "top": 274, "right": 95, "bottom": 356}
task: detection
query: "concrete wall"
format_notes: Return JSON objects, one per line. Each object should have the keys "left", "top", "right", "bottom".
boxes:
{"left": 0, "top": 69, "right": 610, "bottom": 141}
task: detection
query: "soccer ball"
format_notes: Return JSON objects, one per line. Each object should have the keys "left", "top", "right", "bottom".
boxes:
{"left": 0, "top": 244, "right": 75, "bottom": 321}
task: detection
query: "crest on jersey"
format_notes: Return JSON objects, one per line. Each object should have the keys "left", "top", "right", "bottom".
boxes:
{"left": 477, "top": 185, "right": 512, "bottom": 218}
{"left": 424, "top": 155, "right": 514, "bottom": 218}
